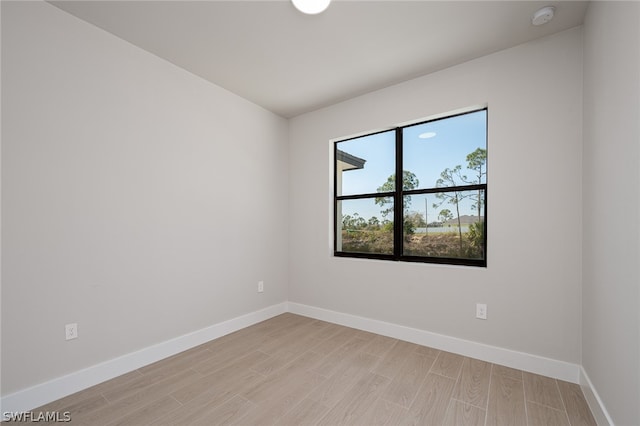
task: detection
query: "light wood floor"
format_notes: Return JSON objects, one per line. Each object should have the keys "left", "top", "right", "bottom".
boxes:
{"left": 34, "top": 313, "right": 597, "bottom": 425}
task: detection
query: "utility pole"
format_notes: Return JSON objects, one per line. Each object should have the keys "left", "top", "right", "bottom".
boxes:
{"left": 425, "top": 198, "right": 428, "bottom": 236}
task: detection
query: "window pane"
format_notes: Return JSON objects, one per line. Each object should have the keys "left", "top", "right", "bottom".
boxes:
{"left": 337, "top": 198, "right": 394, "bottom": 255}
{"left": 403, "top": 110, "right": 487, "bottom": 191}
{"left": 403, "top": 190, "right": 485, "bottom": 259}
{"left": 336, "top": 130, "right": 395, "bottom": 196}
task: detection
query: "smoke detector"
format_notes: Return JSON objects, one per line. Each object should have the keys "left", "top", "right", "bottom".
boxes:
{"left": 532, "top": 6, "right": 555, "bottom": 26}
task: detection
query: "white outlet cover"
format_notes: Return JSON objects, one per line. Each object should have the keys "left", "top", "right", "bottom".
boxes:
{"left": 65, "top": 323, "right": 78, "bottom": 340}
{"left": 476, "top": 304, "right": 487, "bottom": 320}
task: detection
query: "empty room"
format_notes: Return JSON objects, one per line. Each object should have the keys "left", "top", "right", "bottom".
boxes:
{"left": 1, "top": 1, "right": 638, "bottom": 425}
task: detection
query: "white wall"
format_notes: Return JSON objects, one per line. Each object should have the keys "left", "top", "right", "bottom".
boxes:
{"left": 6, "top": 3, "right": 637, "bottom": 422}
{"left": 582, "top": 2, "right": 640, "bottom": 425}
{"left": 1, "top": 1, "right": 288, "bottom": 396}
{"left": 289, "top": 28, "right": 583, "bottom": 364}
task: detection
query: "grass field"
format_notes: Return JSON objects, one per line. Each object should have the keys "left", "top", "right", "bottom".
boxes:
{"left": 340, "top": 229, "right": 484, "bottom": 259}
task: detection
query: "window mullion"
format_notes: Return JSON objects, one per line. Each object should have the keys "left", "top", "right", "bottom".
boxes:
{"left": 394, "top": 128, "right": 403, "bottom": 259}
{"left": 333, "top": 142, "right": 338, "bottom": 254}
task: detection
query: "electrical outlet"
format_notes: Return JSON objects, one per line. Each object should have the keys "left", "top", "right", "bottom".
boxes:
{"left": 476, "top": 304, "right": 487, "bottom": 320}
{"left": 65, "top": 323, "right": 78, "bottom": 340}
{"left": 258, "top": 281, "right": 264, "bottom": 293}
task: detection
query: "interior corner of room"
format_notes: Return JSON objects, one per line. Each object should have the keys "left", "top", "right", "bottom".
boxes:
{"left": 1, "top": 1, "right": 638, "bottom": 425}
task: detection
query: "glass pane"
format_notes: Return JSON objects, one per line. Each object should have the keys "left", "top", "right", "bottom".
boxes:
{"left": 403, "top": 110, "right": 487, "bottom": 191}
{"left": 336, "top": 198, "right": 394, "bottom": 255}
{"left": 403, "top": 190, "right": 485, "bottom": 259}
{"left": 336, "top": 130, "right": 395, "bottom": 196}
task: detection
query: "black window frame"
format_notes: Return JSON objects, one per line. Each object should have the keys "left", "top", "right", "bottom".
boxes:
{"left": 333, "top": 108, "right": 488, "bottom": 267}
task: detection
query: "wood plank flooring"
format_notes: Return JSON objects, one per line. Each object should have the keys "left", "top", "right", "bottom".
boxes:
{"left": 32, "top": 313, "right": 597, "bottom": 425}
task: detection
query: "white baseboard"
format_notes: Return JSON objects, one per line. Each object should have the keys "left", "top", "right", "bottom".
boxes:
{"left": 3, "top": 301, "right": 610, "bottom": 422}
{"left": 580, "top": 367, "right": 614, "bottom": 426}
{"left": 0, "top": 302, "right": 288, "bottom": 415}
{"left": 288, "top": 302, "right": 582, "bottom": 383}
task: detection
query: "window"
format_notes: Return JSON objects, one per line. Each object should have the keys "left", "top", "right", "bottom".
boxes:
{"left": 334, "top": 108, "right": 487, "bottom": 267}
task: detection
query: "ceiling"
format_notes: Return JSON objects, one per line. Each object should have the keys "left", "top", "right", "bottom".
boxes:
{"left": 50, "top": 1, "right": 589, "bottom": 118}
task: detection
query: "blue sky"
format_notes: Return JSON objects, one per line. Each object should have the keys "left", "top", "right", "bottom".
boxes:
{"left": 337, "top": 109, "right": 486, "bottom": 223}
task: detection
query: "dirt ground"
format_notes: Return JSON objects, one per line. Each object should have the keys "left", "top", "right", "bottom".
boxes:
{"left": 341, "top": 231, "right": 482, "bottom": 259}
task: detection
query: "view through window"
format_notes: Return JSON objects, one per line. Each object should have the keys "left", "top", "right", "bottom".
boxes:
{"left": 334, "top": 108, "right": 487, "bottom": 266}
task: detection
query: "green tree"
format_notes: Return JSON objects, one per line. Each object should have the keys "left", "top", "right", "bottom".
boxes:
{"left": 375, "top": 171, "right": 419, "bottom": 234}
{"left": 459, "top": 148, "right": 486, "bottom": 256}
{"left": 464, "top": 148, "right": 486, "bottom": 220}
{"left": 342, "top": 214, "right": 352, "bottom": 229}
{"left": 467, "top": 220, "right": 485, "bottom": 259}
{"left": 438, "top": 209, "right": 453, "bottom": 224}
{"left": 374, "top": 170, "right": 419, "bottom": 219}
{"left": 354, "top": 214, "right": 366, "bottom": 229}
{"left": 342, "top": 213, "right": 366, "bottom": 230}
{"left": 405, "top": 211, "right": 426, "bottom": 228}
{"left": 404, "top": 211, "right": 426, "bottom": 235}
{"left": 367, "top": 216, "right": 380, "bottom": 229}
{"left": 432, "top": 148, "right": 486, "bottom": 255}
{"left": 432, "top": 166, "right": 469, "bottom": 252}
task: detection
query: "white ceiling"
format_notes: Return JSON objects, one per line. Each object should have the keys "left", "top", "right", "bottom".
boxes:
{"left": 51, "top": 1, "right": 589, "bottom": 118}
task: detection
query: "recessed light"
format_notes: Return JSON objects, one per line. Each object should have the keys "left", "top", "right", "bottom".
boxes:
{"left": 291, "top": 0, "right": 331, "bottom": 15}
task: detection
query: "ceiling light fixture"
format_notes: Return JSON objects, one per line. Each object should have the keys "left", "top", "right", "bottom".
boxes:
{"left": 532, "top": 6, "right": 555, "bottom": 26}
{"left": 291, "top": 0, "right": 331, "bottom": 15}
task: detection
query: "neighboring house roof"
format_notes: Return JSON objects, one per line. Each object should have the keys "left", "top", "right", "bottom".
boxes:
{"left": 336, "top": 150, "right": 366, "bottom": 171}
